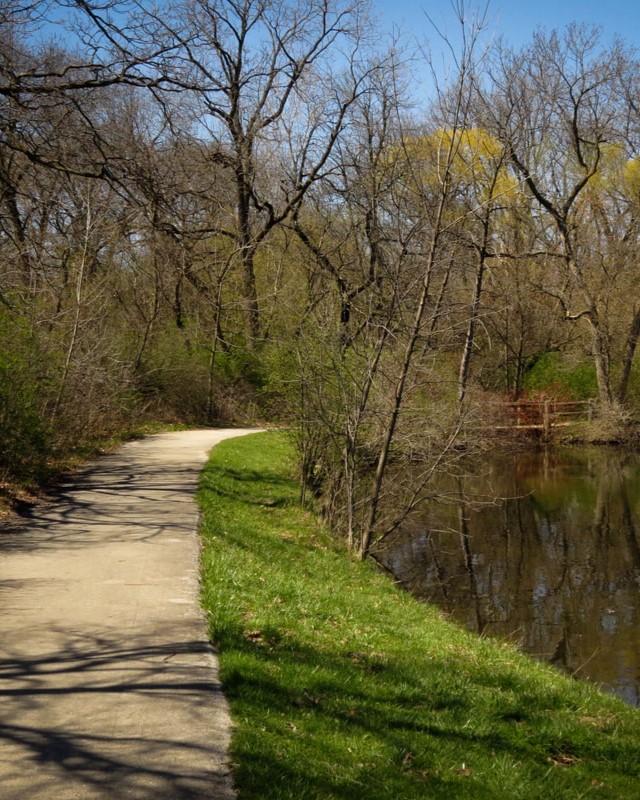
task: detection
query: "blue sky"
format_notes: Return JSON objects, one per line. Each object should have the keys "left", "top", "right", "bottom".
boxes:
{"left": 373, "top": 0, "right": 640, "bottom": 50}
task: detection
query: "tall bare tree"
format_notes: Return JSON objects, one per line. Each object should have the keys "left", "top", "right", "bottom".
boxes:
{"left": 482, "top": 25, "right": 638, "bottom": 409}
{"left": 137, "top": 0, "right": 375, "bottom": 344}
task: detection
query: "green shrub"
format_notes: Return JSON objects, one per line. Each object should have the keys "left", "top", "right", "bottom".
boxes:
{"left": 0, "top": 312, "right": 51, "bottom": 480}
{"left": 523, "top": 352, "right": 597, "bottom": 400}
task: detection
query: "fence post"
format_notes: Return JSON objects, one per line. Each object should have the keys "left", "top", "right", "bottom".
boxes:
{"left": 543, "top": 399, "right": 552, "bottom": 440}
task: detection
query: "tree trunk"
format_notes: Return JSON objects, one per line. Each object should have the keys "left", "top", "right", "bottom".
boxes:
{"left": 52, "top": 199, "right": 92, "bottom": 421}
{"left": 590, "top": 323, "right": 613, "bottom": 408}
{"left": 458, "top": 258, "right": 487, "bottom": 405}
{"left": 236, "top": 149, "right": 261, "bottom": 344}
{"left": 618, "top": 308, "right": 640, "bottom": 404}
{"left": 359, "top": 191, "right": 448, "bottom": 559}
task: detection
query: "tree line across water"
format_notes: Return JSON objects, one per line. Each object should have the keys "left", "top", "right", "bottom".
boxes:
{"left": 3, "top": 0, "right": 640, "bottom": 555}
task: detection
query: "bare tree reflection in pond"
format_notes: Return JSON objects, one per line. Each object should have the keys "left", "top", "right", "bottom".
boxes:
{"left": 375, "top": 447, "right": 640, "bottom": 706}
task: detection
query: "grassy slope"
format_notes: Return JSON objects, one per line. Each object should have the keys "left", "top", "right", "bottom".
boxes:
{"left": 198, "top": 431, "right": 640, "bottom": 799}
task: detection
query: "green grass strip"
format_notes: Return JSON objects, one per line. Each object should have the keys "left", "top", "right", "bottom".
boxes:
{"left": 198, "top": 431, "right": 640, "bottom": 799}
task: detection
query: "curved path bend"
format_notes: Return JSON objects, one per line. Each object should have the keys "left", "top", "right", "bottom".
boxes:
{"left": 0, "top": 428, "right": 258, "bottom": 800}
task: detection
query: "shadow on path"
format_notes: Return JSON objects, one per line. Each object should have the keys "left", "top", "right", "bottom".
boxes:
{"left": 0, "top": 630, "right": 232, "bottom": 800}
{"left": 0, "top": 429, "right": 255, "bottom": 800}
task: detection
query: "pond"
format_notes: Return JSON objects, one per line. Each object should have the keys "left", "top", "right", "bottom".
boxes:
{"left": 375, "top": 446, "right": 640, "bottom": 706}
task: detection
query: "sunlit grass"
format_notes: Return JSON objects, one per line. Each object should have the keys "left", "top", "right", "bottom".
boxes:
{"left": 198, "top": 431, "right": 640, "bottom": 799}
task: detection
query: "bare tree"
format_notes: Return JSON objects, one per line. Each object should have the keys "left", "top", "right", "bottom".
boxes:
{"left": 357, "top": 9, "right": 489, "bottom": 558}
{"left": 132, "top": 0, "right": 375, "bottom": 344}
{"left": 444, "top": 127, "right": 514, "bottom": 405}
{"left": 285, "top": 8, "right": 489, "bottom": 558}
{"left": 287, "top": 46, "right": 410, "bottom": 546}
{"left": 482, "top": 25, "right": 638, "bottom": 410}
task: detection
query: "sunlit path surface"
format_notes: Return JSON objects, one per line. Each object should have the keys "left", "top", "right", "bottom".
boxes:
{"left": 0, "top": 429, "right": 258, "bottom": 800}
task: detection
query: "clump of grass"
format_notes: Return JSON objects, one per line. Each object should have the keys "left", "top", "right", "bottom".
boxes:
{"left": 198, "top": 431, "right": 640, "bottom": 799}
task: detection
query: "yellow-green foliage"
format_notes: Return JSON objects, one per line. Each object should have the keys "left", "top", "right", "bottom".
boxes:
{"left": 388, "top": 128, "right": 519, "bottom": 205}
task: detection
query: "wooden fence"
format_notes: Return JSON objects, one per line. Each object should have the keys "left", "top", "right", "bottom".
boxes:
{"left": 504, "top": 399, "right": 594, "bottom": 438}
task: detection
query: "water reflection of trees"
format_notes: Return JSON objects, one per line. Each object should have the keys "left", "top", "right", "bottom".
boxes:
{"left": 375, "top": 448, "right": 640, "bottom": 706}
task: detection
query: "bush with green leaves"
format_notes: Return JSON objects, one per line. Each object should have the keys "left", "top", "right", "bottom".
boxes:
{"left": 523, "top": 351, "right": 597, "bottom": 400}
{"left": 0, "top": 311, "right": 51, "bottom": 481}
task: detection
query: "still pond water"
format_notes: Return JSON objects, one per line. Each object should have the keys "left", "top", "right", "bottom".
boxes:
{"left": 376, "top": 446, "right": 640, "bottom": 706}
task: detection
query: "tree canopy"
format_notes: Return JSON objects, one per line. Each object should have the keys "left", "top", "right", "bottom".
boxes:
{"left": 3, "top": 3, "right": 640, "bottom": 553}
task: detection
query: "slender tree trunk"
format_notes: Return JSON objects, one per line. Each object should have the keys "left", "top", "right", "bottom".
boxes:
{"left": 52, "top": 199, "right": 92, "bottom": 421}
{"left": 591, "top": 323, "right": 613, "bottom": 407}
{"left": 562, "top": 233, "right": 613, "bottom": 408}
{"left": 133, "top": 226, "right": 162, "bottom": 373}
{"left": 425, "top": 258, "right": 453, "bottom": 350}
{"left": 340, "top": 319, "right": 393, "bottom": 552}
{"left": 206, "top": 285, "right": 227, "bottom": 423}
{"left": 458, "top": 256, "right": 487, "bottom": 405}
{"left": 206, "top": 325, "right": 220, "bottom": 423}
{"left": 343, "top": 436, "right": 356, "bottom": 550}
{"left": 458, "top": 196, "right": 495, "bottom": 406}
{"left": 618, "top": 308, "right": 640, "bottom": 404}
{"left": 358, "top": 53, "right": 475, "bottom": 557}
{"left": 241, "top": 243, "right": 261, "bottom": 344}
{"left": 359, "top": 190, "right": 449, "bottom": 559}
{"left": 236, "top": 146, "right": 261, "bottom": 344}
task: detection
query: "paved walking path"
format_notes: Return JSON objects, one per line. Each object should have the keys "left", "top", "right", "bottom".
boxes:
{"left": 0, "top": 428, "right": 258, "bottom": 800}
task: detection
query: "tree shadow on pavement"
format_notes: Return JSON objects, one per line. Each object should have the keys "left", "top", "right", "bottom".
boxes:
{"left": 0, "top": 631, "right": 234, "bottom": 800}
{"left": 0, "top": 462, "right": 204, "bottom": 553}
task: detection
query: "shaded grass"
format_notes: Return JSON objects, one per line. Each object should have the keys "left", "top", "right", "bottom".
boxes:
{"left": 198, "top": 431, "right": 640, "bottom": 799}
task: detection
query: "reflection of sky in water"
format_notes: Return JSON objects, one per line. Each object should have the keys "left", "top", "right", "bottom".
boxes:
{"left": 612, "top": 668, "right": 640, "bottom": 707}
{"left": 569, "top": 565, "right": 587, "bottom": 586}
{"left": 537, "top": 518, "right": 554, "bottom": 542}
{"left": 532, "top": 581, "right": 548, "bottom": 601}
{"left": 377, "top": 446, "right": 640, "bottom": 707}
